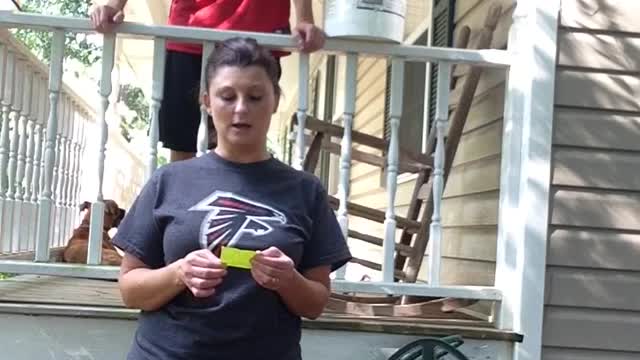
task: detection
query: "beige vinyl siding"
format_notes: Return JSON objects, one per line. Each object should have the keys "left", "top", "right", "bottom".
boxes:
{"left": 419, "top": 0, "right": 513, "bottom": 285}
{"left": 338, "top": 0, "right": 513, "bottom": 285}
{"left": 544, "top": 0, "right": 640, "bottom": 358}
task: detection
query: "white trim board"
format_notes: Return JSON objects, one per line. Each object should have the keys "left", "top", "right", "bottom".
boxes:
{"left": 494, "top": 1, "right": 560, "bottom": 360}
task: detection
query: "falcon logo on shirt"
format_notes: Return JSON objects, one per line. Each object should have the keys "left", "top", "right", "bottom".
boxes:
{"left": 189, "top": 191, "right": 287, "bottom": 250}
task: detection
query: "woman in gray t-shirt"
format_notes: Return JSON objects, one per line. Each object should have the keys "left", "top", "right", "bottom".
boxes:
{"left": 112, "top": 37, "right": 352, "bottom": 360}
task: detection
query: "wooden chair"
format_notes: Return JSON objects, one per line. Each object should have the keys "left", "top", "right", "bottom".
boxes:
{"left": 293, "top": 4, "right": 502, "bottom": 315}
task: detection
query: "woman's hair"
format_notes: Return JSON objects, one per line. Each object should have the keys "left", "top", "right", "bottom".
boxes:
{"left": 204, "top": 37, "right": 281, "bottom": 97}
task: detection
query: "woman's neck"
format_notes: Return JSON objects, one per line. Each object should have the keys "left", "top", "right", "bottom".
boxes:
{"left": 214, "top": 145, "right": 270, "bottom": 164}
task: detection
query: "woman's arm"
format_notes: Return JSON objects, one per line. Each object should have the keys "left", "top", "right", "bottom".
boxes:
{"left": 292, "top": 0, "right": 315, "bottom": 24}
{"left": 118, "top": 254, "right": 185, "bottom": 311}
{"left": 119, "top": 249, "right": 227, "bottom": 311}
{"left": 251, "top": 247, "right": 330, "bottom": 319}
{"left": 278, "top": 266, "right": 331, "bottom": 319}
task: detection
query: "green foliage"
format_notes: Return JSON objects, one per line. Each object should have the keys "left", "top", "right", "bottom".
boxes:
{"left": 15, "top": 0, "right": 152, "bottom": 143}
{"left": 14, "top": 0, "right": 100, "bottom": 66}
{"left": 118, "top": 84, "right": 150, "bottom": 142}
{"left": 0, "top": 273, "right": 13, "bottom": 280}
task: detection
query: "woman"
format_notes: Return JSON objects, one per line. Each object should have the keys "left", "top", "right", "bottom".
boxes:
{"left": 112, "top": 37, "right": 351, "bottom": 360}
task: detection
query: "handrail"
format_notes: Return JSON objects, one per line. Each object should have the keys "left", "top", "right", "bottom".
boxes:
{"left": 0, "top": 11, "right": 512, "bottom": 67}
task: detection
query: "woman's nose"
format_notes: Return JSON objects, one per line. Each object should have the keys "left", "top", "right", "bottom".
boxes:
{"left": 234, "top": 97, "right": 249, "bottom": 113}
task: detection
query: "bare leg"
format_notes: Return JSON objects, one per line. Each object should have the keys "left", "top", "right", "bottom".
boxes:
{"left": 170, "top": 150, "right": 195, "bottom": 162}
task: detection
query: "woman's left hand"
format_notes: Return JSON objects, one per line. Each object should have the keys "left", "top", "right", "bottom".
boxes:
{"left": 251, "top": 246, "right": 296, "bottom": 291}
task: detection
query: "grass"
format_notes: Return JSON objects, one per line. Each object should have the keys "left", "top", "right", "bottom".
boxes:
{"left": 0, "top": 273, "right": 13, "bottom": 280}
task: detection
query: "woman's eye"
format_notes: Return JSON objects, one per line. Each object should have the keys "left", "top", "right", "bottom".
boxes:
{"left": 219, "top": 95, "right": 235, "bottom": 102}
{"left": 249, "top": 95, "right": 262, "bottom": 101}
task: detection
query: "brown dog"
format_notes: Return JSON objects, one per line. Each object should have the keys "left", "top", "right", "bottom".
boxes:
{"left": 63, "top": 200, "right": 126, "bottom": 266}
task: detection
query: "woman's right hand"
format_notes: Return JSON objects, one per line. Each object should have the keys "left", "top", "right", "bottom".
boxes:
{"left": 90, "top": 4, "right": 125, "bottom": 33}
{"left": 176, "top": 249, "right": 227, "bottom": 298}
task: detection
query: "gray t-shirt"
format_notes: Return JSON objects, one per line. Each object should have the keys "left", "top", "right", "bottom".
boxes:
{"left": 113, "top": 152, "right": 351, "bottom": 360}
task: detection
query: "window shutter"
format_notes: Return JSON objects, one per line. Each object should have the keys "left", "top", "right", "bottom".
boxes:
{"left": 428, "top": 0, "right": 456, "bottom": 128}
{"left": 383, "top": 63, "right": 392, "bottom": 141}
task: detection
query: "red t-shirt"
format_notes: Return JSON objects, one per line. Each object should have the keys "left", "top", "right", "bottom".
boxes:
{"left": 167, "top": 0, "right": 291, "bottom": 55}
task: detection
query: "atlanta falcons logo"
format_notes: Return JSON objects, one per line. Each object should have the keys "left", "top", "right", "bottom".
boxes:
{"left": 189, "top": 191, "right": 287, "bottom": 251}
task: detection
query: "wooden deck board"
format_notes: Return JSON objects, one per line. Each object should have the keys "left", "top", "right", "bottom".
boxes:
{"left": 0, "top": 275, "right": 522, "bottom": 342}
{"left": 0, "top": 275, "right": 123, "bottom": 307}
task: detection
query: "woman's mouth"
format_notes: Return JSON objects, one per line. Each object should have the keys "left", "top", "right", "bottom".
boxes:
{"left": 231, "top": 123, "right": 251, "bottom": 129}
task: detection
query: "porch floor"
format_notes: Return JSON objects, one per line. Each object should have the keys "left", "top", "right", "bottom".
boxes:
{"left": 0, "top": 274, "right": 522, "bottom": 343}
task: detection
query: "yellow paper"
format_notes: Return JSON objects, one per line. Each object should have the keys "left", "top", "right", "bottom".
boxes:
{"left": 220, "top": 247, "right": 256, "bottom": 269}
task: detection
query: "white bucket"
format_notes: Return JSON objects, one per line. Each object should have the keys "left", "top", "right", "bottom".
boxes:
{"left": 323, "top": 0, "right": 407, "bottom": 43}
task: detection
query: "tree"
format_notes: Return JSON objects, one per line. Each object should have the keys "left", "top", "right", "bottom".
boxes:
{"left": 16, "top": 0, "right": 154, "bottom": 147}
{"left": 118, "top": 84, "right": 149, "bottom": 142}
{"left": 15, "top": 0, "right": 100, "bottom": 66}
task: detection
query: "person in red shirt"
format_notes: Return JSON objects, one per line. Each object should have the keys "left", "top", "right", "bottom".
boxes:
{"left": 91, "top": 0, "right": 324, "bottom": 162}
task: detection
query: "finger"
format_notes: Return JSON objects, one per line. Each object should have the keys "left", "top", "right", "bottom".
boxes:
{"left": 99, "top": 10, "right": 110, "bottom": 30}
{"left": 91, "top": 11, "right": 105, "bottom": 32}
{"left": 192, "top": 250, "right": 225, "bottom": 268}
{"left": 307, "top": 28, "right": 325, "bottom": 52}
{"left": 90, "top": 12, "right": 99, "bottom": 28}
{"left": 188, "top": 277, "right": 223, "bottom": 290}
{"left": 257, "top": 246, "right": 283, "bottom": 257}
{"left": 189, "top": 258, "right": 226, "bottom": 272}
{"left": 292, "top": 28, "right": 305, "bottom": 50}
{"left": 184, "top": 266, "right": 227, "bottom": 280}
{"left": 190, "top": 287, "right": 216, "bottom": 298}
{"left": 113, "top": 11, "right": 125, "bottom": 24}
{"left": 251, "top": 261, "right": 288, "bottom": 279}
{"left": 194, "top": 249, "right": 221, "bottom": 262}
{"left": 252, "top": 255, "right": 291, "bottom": 270}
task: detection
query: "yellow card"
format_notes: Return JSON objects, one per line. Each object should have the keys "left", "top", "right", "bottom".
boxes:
{"left": 220, "top": 247, "right": 256, "bottom": 269}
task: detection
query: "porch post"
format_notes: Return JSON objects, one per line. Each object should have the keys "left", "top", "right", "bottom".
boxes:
{"left": 494, "top": 1, "right": 560, "bottom": 360}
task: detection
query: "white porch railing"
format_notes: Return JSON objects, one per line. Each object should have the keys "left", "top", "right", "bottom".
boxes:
{"left": 0, "top": 10, "right": 525, "bottom": 316}
{"left": 0, "top": 29, "right": 91, "bottom": 260}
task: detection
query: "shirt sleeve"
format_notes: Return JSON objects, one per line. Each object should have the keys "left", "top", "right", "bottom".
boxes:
{"left": 112, "top": 175, "right": 165, "bottom": 269}
{"left": 299, "top": 181, "right": 352, "bottom": 272}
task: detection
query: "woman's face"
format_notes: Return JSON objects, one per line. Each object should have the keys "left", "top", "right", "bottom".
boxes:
{"left": 204, "top": 65, "right": 278, "bottom": 151}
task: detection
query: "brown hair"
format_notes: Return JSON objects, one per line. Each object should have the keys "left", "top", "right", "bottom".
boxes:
{"left": 204, "top": 37, "right": 281, "bottom": 97}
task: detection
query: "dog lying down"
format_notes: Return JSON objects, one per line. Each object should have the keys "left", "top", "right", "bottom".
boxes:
{"left": 63, "top": 200, "right": 125, "bottom": 266}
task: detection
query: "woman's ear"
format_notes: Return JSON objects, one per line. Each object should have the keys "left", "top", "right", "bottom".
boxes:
{"left": 202, "top": 92, "right": 212, "bottom": 114}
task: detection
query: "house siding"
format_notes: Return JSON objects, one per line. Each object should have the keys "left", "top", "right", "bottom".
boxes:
{"left": 544, "top": 0, "right": 640, "bottom": 358}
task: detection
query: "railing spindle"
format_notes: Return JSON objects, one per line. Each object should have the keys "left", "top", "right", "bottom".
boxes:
{"left": 6, "top": 59, "right": 24, "bottom": 253}
{"left": 35, "top": 30, "right": 65, "bottom": 262}
{"left": 146, "top": 37, "right": 166, "bottom": 179}
{"left": 14, "top": 64, "right": 32, "bottom": 251}
{"left": 382, "top": 58, "right": 405, "bottom": 282}
{"left": 24, "top": 74, "right": 39, "bottom": 251}
{"left": 197, "top": 42, "right": 215, "bottom": 156}
{"left": 55, "top": 97, "right": 70, "bottom": 247}
{"left": 72, "top": 115, "right": 85, "bottom": 227}
{"left": 294, "top": 53, "right": 309, "bottom": 171}
{"left": 62, "top": 101, "right": 75, "bottom": 247}
{"left": 49, "top": 94, "right": 64, "bottom": 248}
{"left": 335, "top": 53, "right": 358, "bottom": 279}
{"left": 427, "top": 62, "right": 451, "bottom": 286}
{"left": 0, "top": 45, "right": 11, "bottom": 253}
{"left": 88, "top": 33, "right": 116, "bottom": 265}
